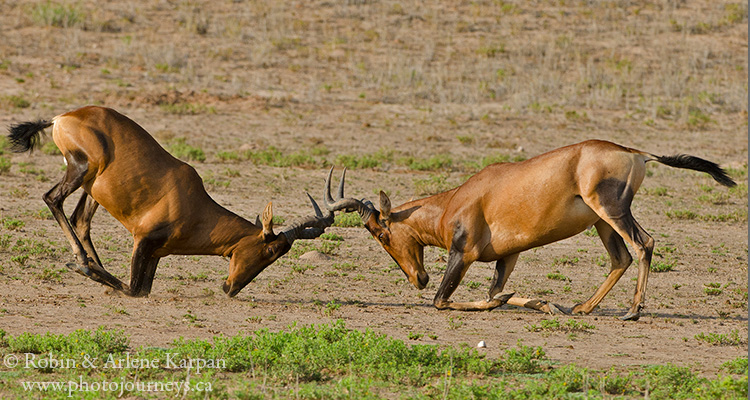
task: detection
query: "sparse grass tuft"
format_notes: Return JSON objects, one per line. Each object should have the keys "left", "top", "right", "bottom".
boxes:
{"left": 31, "top": 1, "right": 85, "bottom": 28}
{"left": 333, "top": 213, "right": 363, "bottom": 228}
{"left": 413, "top": 174, "right": 452, "bottom": 195}
{"left": 167, "top": 138, "right": 206, "bottom": 162}
{"left": 695, "top": 330, "right": 744, "bottom": 346}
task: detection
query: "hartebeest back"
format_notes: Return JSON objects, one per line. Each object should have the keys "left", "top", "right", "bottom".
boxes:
{"left": 8, "top": 106, "right": 333, "bottom": 297}
{"left": 324, "top": 140, "right": 736, "bottom": 320}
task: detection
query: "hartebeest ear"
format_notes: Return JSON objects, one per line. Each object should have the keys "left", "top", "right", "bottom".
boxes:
{"left": 261, "top": 201, "right": 274, "bottom": 239}
{"left": 379, "top": 190, "right": 391, "bottom": 223}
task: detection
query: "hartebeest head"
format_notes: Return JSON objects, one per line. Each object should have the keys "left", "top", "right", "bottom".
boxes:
{"left": 223, "top": 194, "right": 334, "bottom": 297}
{"left": 323, "top": 168, "right": 430, "bottom": 289}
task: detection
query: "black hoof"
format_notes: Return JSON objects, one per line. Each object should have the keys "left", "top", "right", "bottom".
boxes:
{"left": 619, "top": 311, "right": 640, "bottom": 321}
{"left": 66, "top": 262, "right": 92, "bottom": 277}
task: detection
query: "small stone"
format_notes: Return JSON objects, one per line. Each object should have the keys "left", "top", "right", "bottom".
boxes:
{"left": 477, "top": 340, "right": 486, "bottom": 348}
{"left": 299, "top": 251, "right": 331, "bottom": 261}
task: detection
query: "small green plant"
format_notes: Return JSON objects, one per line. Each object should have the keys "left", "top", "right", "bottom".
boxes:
{"left": 464, "top": 280, "right": 481, "bottom": 289}
{"left": 645, "top": 186, "right": 668, "bottom": 196}
{"left": 525, "top": 318, "right": 596, "bottom": 334}
{"left": 666, "top": 210, "right": 698, "bottom": 220}
{"left": 2, "top": 217, "right": 25, "bottom": 231}
{"left": 413, "top": 174, "right": 452, "bottom": 195}
{"left": 41, "top": 141, "right": 61, "bottom": 155}
{"left": 332, "top": 262, "right": 357, "bottom": 271}
{"left": 11, "top": 254, "right": 29, "bottom": 265}
{"left": 167, "top": 138, "right": 206, "bottom": 162}
{"left": 651, "top": 259, "right": 675, "bottom": 272}
{"left": 447, "top": 316, "right": 463, "bottom": 330}
{"left": 0, "top": 156, "right": 10, "bottom": 174}
{"left": 159, "top": 102, "right": 215, "bottom": 115}
{"left": 546, "top": 272, "right": 569, "bottom": 281}
{"left": 501, "top": 342, "right": 547, "bottom": 373}
{"left": 36, "top": 267, "right": 66, "bottom": 282}
{"left": 553, "top": 256, "right": 578, "bottom": 266}
{"left": 721, "top": 357, "right": 748, "bottom": 375}
{"left": 32, "top": 1, "right": 85, "bottom": 28}
{"left": 695, "top": 330, "right": 744, "bottom": 346}
{"left": 333, "top": 212, "right": 363, "bottom": 227}
{"left": 324, "top": 300, "right": 341, "bottom": 316}
{"left": 400, "top": 154, "right": 453, "bottom": 171}
{"left": 216, "top": 151, "right": 239, "bottom": 162}
{"left": 407, "top": 332, "right": 424, "bottom": 340}
{"left": 704, "top": 287, "right": 723, "bottom": 296}
{"left": 320, "top": 232, "right": 344, "bottom": 241}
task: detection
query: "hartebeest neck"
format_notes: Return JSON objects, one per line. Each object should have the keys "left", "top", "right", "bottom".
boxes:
{"left": 393, "top": 189, "right": 456, "bottom": 250}
{"left": 168, "top": 199, "right": 262, "bottom": 257}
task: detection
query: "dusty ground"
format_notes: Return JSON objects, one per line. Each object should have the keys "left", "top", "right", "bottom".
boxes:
{"left": 0, "top": 0, "right": 747, "bottom": 377}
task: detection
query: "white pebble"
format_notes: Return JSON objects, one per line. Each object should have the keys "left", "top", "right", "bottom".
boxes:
{"left": 477, "top": 340, "right": 486, "bottom": 348}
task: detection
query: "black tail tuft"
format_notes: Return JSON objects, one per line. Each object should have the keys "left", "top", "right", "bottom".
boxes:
{"left": 656, "top": 154, "right": 737, "bottom": 187}
{"left": 8, "top": 120, "right": 53, "bottom": 153}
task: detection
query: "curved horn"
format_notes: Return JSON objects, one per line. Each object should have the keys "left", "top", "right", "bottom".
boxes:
{"left": 323, "top": 167, "right": 376, "bottom": 221}
{"left": 280, "top": 193, "right": 334, "bottom": 243}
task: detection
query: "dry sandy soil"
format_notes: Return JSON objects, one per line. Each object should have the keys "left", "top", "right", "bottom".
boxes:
{"left": 0, "top": 0, "right": 747, "bottom": 378}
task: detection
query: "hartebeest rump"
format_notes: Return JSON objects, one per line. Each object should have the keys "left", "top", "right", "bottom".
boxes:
{"left": 8, "top": 106, "right": 333, "bottom": 297}
{"left": 324, "top": 140, "right": 736, "bottom": 320}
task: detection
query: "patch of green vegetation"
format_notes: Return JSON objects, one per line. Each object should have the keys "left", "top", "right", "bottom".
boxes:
{"left": 31, "top": 1, "right": 85, "bottom": 28}
{"left": 2, "top": 95, "right": 31, "bottom": 109}
{"left": 686, "top": 108, "right": 713, "bottom": 129}
{"left": 166, "top": 138, "right": 206, "bottom": 162}
{"left": 651, "top": 259, "right": 675, "bottom": 272}
{"left": 159, "top": 102, "right": 215, "bottom": 115}
{"left": 413, "top": 173, "right": 452, "bottom": 195}
{"left": 546, "top": 272, "right": 569, "bottom": 281}
{"left": 320, "top": 232, "right": 343, "bottom": 241}
{"left": 464, "top": 153, "right": 527, "bottom": 171}
{"left": 525, "top": 318, "right": 596, "bottom": 335}
{"left": 400, "top": 153, "right": 453, "bottom": 171}
{"left": 553, "top": 256, "right": 579, "bottom": 266}
{"left": 695, "top": 330, "right": 744, "bottom": 346}
{"left": 0, "top": 156, "right": 10, "bottom": 174}
{"left": 332, "top": 262, "right": 357, "bottom": 271}
{"left": 216, "top": 150, "right": 239, "bottom": 162}
{"left": 666, "top": 209, "right": 747, "bottom": 223}
{"left": 644, "top": 186, "right": 668, "bottom": 196}
{"left": 35, "top": 267, "right": 66, "bottom": 282}
{"left": 721, "top": 357, "right": 748, "bottom": 375}
{"left": 2, "top": 217, "right": 25, "bottom": 231}
{"left": 333, "top": 212, "right": 363, "bottom": 227}
{"left": 0, "top": 325, "right": 746, "bottom": 398}
{"left": 335, "top": 149, "right": 392, "bottom": 169}
{"left": 464, "top": 280, "right": 481, "bottom": 289}
{"left": 41, "top": 141, "right": 61, "bottom": 155}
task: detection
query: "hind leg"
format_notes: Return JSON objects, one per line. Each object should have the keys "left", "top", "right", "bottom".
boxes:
{"left": 571, "top": 220, "right": 634, "bottom": 315}
{"left": 44, "top": 156, "right": 128, "bottom": 292}
{"left": 583, "top": 180, "right": 654, "bottom": 321}
{"left": 70, "top": 192, "right": 103, "bottom": 267}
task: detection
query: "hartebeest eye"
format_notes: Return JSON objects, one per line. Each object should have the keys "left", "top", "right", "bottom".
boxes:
{"left": 378, "top": 233, "right": 384, "bottom": 240}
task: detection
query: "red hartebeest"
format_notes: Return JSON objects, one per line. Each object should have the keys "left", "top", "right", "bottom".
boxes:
{"left": 8, "top": 106, "right": 333, "bottom": 297}
{"left": 323, "top": 140, "right": 736, "bottom": 320}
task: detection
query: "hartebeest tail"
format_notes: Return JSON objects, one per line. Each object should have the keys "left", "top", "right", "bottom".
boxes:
{"left": 8, "top": 119, "right": 54, "bottom": 152}
{"left": 650, "top": 154, "right": 736, "bottom": 187}
{"left": 8, "top": 106, "right": 334, "bottom": 298}
{"left": 323, "top": 140, "right": 737, "bottom": 321}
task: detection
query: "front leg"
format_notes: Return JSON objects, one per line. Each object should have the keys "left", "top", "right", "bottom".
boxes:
{"left": 433, "top": 236, "right": 513, "bottom": 311}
